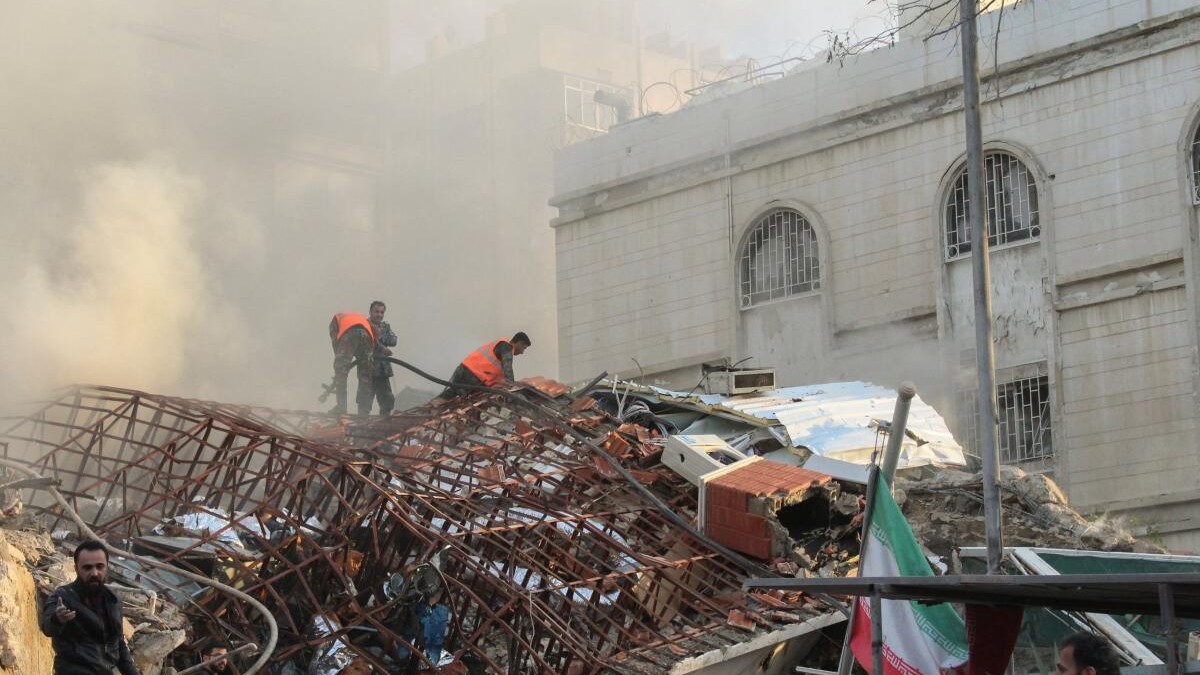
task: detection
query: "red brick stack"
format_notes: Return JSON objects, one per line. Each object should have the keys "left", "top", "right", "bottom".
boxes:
{"left": 704, "top": 462, "right": 832, "bottom": 559}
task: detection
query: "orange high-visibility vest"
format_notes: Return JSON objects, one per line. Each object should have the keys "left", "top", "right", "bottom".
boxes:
{"left": 461, "top": 339, "right": 510, "bottom": 386}
{"left": 332, "top": 312, "right": 377, "bottom": 343}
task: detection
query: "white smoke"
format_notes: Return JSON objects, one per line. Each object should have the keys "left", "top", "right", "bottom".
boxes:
{"left": 0, "top": 159, "right": 249, "bottom": 403}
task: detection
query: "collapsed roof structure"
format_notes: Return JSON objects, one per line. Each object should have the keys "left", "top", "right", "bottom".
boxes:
{"left": 1, "top": 377, "right": 1163, "bottom": 675}
{"left": 0, "top": 383, "right": 848, "bottom": 675}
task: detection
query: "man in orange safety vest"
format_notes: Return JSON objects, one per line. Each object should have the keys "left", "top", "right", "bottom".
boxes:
{"left": 328, "top": 311, "right": 377, "bottom": 415}
{"left": 440, "top": 332, "right": 530, "bottom": 399}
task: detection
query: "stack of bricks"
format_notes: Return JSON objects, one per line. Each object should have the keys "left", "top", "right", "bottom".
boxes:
{"left": 704, "top": 461, "right": 833, "bottom": 559}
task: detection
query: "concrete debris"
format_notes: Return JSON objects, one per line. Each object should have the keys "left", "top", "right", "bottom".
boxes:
{"left": 897, "top": 465, "right": 1154, "bottom": 557}
{"left": 130, "top": 629, "right": 186, "bottom": 675}
{"left": 0, "top": 380, "right": 1163, "bottom": 675}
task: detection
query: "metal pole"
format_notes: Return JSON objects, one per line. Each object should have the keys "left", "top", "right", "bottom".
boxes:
{"left": 836, "top": 464, "right": 883, "bottom": 675}
{"left": 880, "top": 382, "right": 917, "bottom": 488}
{"left": 959, "top": 0, "right": 1004, "bottom": 575}
{"left": 1160, "top": 584, "right": 1179, "bottom": 675}
{"left": 568, "top": 371, "right": 609, "bottom": 399}
{"left": 871, "top": 588, "right": 885, "bottom": 675}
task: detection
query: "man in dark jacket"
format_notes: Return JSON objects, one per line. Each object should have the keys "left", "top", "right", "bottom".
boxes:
{"left": 367, "top": 300, "right": 398, "bottom": 416}
{"left": 40, "top": 540, "right": 141, "bottom": 675}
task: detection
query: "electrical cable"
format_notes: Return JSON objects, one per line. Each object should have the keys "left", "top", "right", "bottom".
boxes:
{"left": 383, "top": 356, "right": 850, "bottom": 617}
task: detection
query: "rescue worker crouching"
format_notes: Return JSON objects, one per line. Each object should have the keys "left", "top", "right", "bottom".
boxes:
{"left": 440, "top": 332, "right": 530, "bottom": 399}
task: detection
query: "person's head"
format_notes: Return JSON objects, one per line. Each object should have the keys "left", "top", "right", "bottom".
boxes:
{"left": 511, "top": 332, "right": 531, "bottom": 356}
{"left": 73, "top": 540, "right": 109, "bottom": 592}
{"left": 204, "top": 646, "right": 229, "bottom": 673}
{"left": 1058, "top": 632, "right": 1120, "bottom": 675}
{"left": 369, "top": 301, "right": 386, "bottom": 323}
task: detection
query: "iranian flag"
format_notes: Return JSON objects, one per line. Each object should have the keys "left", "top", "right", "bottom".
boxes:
{"left": 848, "top": 485, "right": 969, "bottom": 675}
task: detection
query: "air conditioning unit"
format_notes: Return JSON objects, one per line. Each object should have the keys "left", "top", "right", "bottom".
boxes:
{"left": 662, "top": 434, "right": 755, "bottom": 487}
{"left": 704, "top": 368, "right": 776, "bottom": 396}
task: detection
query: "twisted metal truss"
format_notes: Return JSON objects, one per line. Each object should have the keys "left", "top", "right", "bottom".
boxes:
{"left": 1, "top": 384, "right": 831, "bottom": 674}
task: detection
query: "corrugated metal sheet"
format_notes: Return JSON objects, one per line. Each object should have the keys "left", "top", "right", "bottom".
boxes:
{"left": 645, "top": 381, "right": 966, "bottom": 468}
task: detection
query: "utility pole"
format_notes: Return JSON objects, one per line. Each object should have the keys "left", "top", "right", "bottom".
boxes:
{"left": 958, "top": 0, "right": 1004, "bottom": 575}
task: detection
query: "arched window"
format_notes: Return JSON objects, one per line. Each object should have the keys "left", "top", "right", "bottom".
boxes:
{"left": 1191, "top": 122, "right": 1200, "bottom": 204}
{"left": 739, "top": 208, "right": 820, "bottom": 308}
{"left": 943, "top": 151, "right": 1040, "bottom": 260}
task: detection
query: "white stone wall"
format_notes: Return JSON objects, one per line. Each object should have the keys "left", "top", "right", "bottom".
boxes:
{"left": 552, "top": 0, "right": 1200, "bottom": 550}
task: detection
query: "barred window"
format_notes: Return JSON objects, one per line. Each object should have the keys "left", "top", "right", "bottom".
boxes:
{"left": 957, "top": 362, "right": 1053, "bottom": 466}
{"left": 944, "top": 151, "right": 1040, "bottom": 260}
{"left": 739, "top": 209, "right": 821, "bottom": 308}
{"left": 1191, "top": 123, "right": 1200, "bottom": 204}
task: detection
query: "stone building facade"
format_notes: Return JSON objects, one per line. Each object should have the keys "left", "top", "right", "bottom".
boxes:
{"left": 551, "top": 0, "right": 1200, "bottom": 550}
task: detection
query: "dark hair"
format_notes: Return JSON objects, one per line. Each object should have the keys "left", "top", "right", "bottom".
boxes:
{"left": 73, "top": 540, "right": 108, "bottom": 562}
{"left": 1062, "top": 632, "right": 1120, "bottom": 675}
{"left": 369, "top": 300, "right": 386, "bottom": 312}
{"left": 512, "top": 331, "right": 531, "bottom": 346}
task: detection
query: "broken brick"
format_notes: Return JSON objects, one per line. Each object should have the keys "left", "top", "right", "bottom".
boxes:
{"left": 727, "top": 609, "right": 756, "bottom": 631}
{"left": 763, "top": 610, "right": 804, "bottom": 623}
{"left": 750, "top": 591, "right": 792, "bottom": 609}
{"left": 568, "top": 396, "right": 598, "bottom": 412}
{"left": 602, "top": 431, "right": 633, "bottom": 458}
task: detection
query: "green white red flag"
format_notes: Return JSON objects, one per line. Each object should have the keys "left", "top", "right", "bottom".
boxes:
{"left": 849, "top": 485, "right": 969, "bottom": 675}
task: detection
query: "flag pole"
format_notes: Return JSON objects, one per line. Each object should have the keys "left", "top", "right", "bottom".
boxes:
{"left": 871, "top": 588, "right": 885, "bottom": 675}
{"left": 836, "top": 383, "right": 912, "bottom": 675}
{"left": 836, "top": 462, "right": 883, "bottom": 675}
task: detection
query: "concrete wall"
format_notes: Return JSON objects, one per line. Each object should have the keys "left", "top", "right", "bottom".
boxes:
{"left": 551, "top": 0, "right": 1200, "bottom": 551}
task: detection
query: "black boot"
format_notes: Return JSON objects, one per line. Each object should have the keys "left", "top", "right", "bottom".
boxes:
{"left": 328, "top": 390, "right": 347, "bottom": 415}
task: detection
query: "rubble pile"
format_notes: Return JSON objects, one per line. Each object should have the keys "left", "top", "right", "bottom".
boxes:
{"left": 897, "top": 466, "right": 1154, "bottom": 557}
{"left": 0, "top": 385, "right": 839, "bottom": 675}
{"left": 0, "top": 380, "right": 1157, "bottom": 675}
{"left": 0, "top": 518, "right": 188, "bottom": 675}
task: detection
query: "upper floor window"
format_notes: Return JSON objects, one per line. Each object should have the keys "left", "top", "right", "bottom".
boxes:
{"left": 564, "top": 75, "right": 619, "bottom": 133}
{"left": 1191, "top": 122, "right": 1200, "bottom": 204}
{"left": 739, "top": 208, "right": 820, "bottom": 309}
{"left": 944, "top": 151, "right": 1040, "bottom": 260}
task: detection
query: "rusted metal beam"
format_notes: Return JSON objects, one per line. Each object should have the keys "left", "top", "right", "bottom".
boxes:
{"left": 1, "top": 384, "right": 835, "bottom": 674}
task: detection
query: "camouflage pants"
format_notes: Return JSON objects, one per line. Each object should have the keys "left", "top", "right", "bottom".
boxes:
{"left": 331, "top": 326, "right": 375, "bottom": 415}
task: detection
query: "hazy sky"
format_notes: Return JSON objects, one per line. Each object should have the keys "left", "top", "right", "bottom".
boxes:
{"left": 392, "top": 0, "right": 897, "bottom": 67}
{"left": 0, "top": 0, "right": 900, "bottom": 412}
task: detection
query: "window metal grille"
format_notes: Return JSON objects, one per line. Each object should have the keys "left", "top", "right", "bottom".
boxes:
{"left": 1191, "top": 124, "right": 1200, "bottom": 205}
{"left": 944, "top": 151, "right": 1040, "bottom": 259}
{"left": 739, "top": 209, "right": 820, "bottom": 308}
{"left": 564, "top": 75, "right": 619, "bottom": 132}
{"left": 957, "top": 363, "right": 1053, "bottom": 465}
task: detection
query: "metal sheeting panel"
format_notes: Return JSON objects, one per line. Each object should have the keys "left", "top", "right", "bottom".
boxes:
{"left": 649, "top": 381, "right": 965, "bottom": 468}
